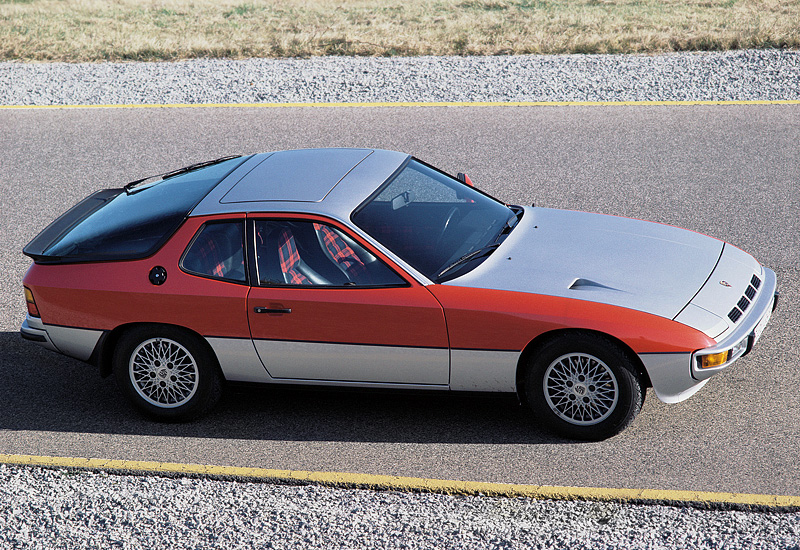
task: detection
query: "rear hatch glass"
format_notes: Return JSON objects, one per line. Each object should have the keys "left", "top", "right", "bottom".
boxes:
{"left": 24, "top": 156, "right": 246, "bottom": 263}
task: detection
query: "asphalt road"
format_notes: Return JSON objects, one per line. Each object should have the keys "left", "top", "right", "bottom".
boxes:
{"left": 0, "top": 105, "right": 797, "bottom": 496}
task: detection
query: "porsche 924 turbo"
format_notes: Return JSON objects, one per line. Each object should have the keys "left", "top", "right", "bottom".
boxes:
{"left": 21, "top": 148, "right": 778, "bottom": 440}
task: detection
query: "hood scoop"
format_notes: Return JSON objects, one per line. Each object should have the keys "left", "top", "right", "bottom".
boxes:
{"left": 569, "top": 278, "right": 623, "bottom": 292}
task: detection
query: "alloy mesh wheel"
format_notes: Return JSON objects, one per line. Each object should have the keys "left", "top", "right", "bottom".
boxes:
{"left": 129, "top": 337, "right": 199, "bottom": 408}
{"left": 542, "top": 352, "right": 619, "bottom": 426}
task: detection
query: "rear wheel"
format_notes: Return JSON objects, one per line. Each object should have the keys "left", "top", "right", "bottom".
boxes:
{"left": 525, "top": 333, "right": 644, "bottom": 440}
{"left": 113, "top": 325, "right": 222, "bottom": 421}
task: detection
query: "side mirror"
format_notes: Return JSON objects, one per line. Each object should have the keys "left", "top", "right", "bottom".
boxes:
{"left": 457, "top": 173, "right": 474, "bottom": 187}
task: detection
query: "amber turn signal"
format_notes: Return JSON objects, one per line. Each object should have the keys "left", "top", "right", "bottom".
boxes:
{"left": 698, "top": 350, "right": 729, "bottom": 369}
{"left": 24, "top": 286, "right": 40, "bottom": 317}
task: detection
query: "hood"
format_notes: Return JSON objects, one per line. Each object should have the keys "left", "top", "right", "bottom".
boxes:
{"left": 447, "top": 206, "right": 724, "bottom": 320}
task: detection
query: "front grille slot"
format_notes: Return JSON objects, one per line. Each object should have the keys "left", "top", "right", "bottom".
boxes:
{"left": 728, "top": 308, "right": 743, "bottom": 323}
{"left": 727, "top": 273, "right": 762, "bottom": 324}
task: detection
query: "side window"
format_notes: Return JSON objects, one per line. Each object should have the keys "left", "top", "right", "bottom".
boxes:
{"left": 254, "top": 220, "right": 406, "bottom": 287}
{"left": 182, "top": 222, "right": 246, "bottom": 282}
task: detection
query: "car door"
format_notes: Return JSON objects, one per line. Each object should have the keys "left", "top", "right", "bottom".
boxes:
{"left": 246, "top": 217, "right": 450, "bottom": 385}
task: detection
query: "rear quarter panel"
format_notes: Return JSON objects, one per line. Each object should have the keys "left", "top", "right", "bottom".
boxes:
{"left": 22, "top": 215, "right": 250, "bottom": 339}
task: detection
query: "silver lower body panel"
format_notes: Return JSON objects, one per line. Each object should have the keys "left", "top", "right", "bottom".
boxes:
{"left": 211, "top": 338, "right": 520, "bottom": 392}
{"left": 639, "top": 352, "right": 707, "bottom": 404}
{"left": 449, "top": 349, "right": 519, "bottom": 392}
{"left": 253, "top": 339, "right": 450, "bottom": 385}
{"left": 21, "top": 315, "right": 103, "bottom": 362}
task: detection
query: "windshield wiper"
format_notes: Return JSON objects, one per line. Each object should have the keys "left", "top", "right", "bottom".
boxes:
{"left": 495, "top": 205, "right": 523, "bottom": 243}
{"left": 123, "top": 155, "right": 241, "bottom": 194}
{"left": 435, "top": 243, "right": 501, "bottom": 281}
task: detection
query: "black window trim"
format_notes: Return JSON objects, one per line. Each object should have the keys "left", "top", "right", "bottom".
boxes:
{"left": 179, "top": 219, "right": 250, "bottom": 286}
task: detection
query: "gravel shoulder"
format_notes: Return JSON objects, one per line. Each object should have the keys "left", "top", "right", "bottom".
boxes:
{"left": 1, "top": 49, "right": 799, "bottom": 106}
{"left": 1, "top": 464, "right": 799, "bottom": 550}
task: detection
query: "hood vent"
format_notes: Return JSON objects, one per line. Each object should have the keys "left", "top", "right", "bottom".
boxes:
{"left": 568, "top": 278, "right": 622, "bottom": 292}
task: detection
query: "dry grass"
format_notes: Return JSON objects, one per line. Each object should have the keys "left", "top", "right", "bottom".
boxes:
{"left": 1, "top": 0, "right": 798, "bottom": 62}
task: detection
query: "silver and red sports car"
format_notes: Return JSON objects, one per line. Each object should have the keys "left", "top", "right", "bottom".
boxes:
{"left": 21, "top": 148, "right": 778, "bottom": 440}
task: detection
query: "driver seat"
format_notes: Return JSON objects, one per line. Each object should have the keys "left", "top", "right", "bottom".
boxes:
{"left": 276, "top": 228, "right": 329, "bottom": 285}
{"left": 313, "top": 223, "right": 367, "bottom": 282}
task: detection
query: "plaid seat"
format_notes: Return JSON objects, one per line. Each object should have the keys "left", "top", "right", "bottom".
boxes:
{"left": 313, "top": 223, "right": 366, "bottom": 281}
{"left": 183, "top": 223, "right": 247, "bottom": 281}
{"left": 197, "top": 237, "right": 226, "bottom": 278}
{"left": 278, "top": 229, "right": 310, "bottom": 285}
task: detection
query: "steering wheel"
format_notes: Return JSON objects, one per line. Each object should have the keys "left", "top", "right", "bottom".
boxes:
{"left": 435, "top": 206, "right": 463, "bottom": 250}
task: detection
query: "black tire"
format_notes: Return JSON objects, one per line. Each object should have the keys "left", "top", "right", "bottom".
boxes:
{"left": 524, "top": 332, "right": 644, "bottom": 441}
{"left": 112, "top": 325, "right": 223, "bottom": 421}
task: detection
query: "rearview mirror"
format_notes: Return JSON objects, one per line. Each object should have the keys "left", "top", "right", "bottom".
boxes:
{"left": 391, "top": 191, "right": 414, "bottom": 210}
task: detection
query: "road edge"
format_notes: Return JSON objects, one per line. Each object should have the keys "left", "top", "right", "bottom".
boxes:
{"left": 1, "top": 100, "right": 800, "bottom": 110}
{"left": 2, "top": 453, "right": 797, "bottom": 512}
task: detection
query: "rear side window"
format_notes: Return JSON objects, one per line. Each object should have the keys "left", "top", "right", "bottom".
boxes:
{"left": 182, "top": 222, "right": 246, "bottom": 283}
{"left": 40, "top": 157, "right": 244, "bottom": 262}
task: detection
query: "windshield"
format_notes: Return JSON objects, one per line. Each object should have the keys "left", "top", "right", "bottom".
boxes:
{"left": 41, "top": 157, "right": 245, "bottom": 261}
{"left": 352, "top": 159, "right": 517, "bottom": 281}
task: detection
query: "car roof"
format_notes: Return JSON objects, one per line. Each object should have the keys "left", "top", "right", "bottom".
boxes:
{"left": 191, "top": 148, "right": 410, "bottom": 222}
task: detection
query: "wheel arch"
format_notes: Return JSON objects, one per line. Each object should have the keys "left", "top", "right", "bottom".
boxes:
{"left": 94, "top": 322, "right": 221, "bottom": 379}
{"left": 515, "top": 328, "right": 652, "bottom": 404}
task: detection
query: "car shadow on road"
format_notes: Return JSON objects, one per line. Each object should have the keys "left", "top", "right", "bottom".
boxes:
{"left": 0, "top": 332, "right": 564, "bottom": 444}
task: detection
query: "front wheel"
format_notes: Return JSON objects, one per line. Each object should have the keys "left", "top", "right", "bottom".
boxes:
{"left": 113, "top": 325, "right": 222, "bottom": 421}
{"left": 524, "top": 333, "right": 644, "bottom": 441}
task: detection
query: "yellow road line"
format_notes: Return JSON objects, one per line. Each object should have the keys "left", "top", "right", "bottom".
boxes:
{"left": 0, "top": 100, "right": 799, "bottom": 110}
{"left": 1, "top": 453, "right": 798, "bottom": 510}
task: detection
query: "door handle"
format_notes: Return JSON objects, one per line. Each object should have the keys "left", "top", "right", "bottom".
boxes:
{"left": 254, "top": 307, "right": 292, "bottom": 314}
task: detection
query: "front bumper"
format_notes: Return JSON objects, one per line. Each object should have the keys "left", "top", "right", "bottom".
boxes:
{"left": 642, "top": 267, "right": 777, "bottom": 404}
{"left": 691, "top": 267, "right": 778, "bottom": 381}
